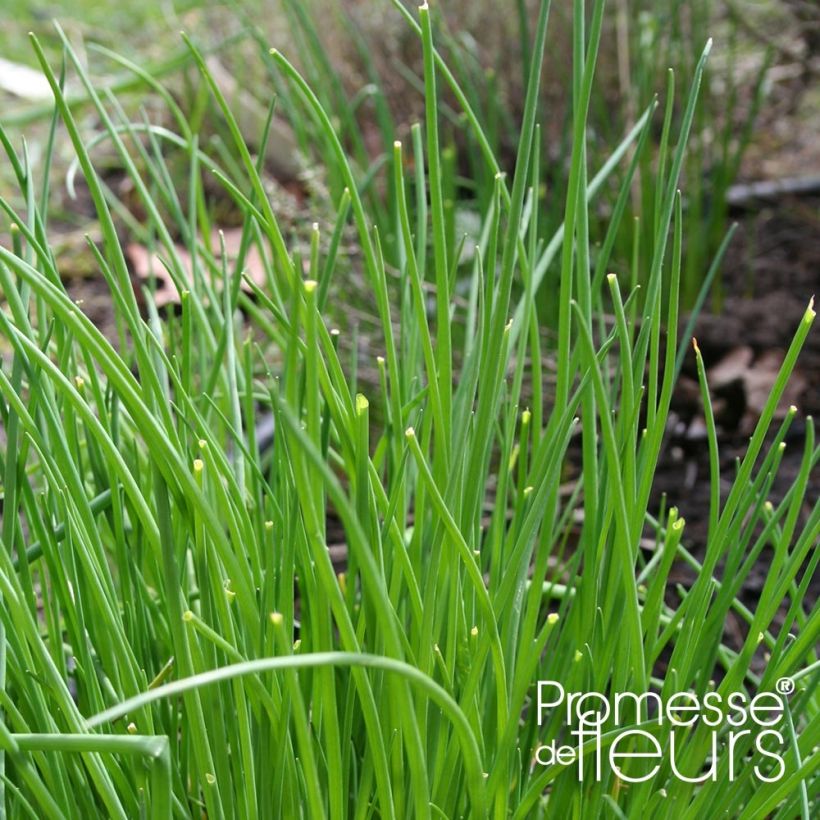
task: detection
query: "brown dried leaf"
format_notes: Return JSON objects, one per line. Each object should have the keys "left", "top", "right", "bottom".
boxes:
{"left": 707, "top": 345, "right": 754, "bottom": 388}
{"left": 742, "top": 349, "right": 806, "bottom": 423}
{"left": 690, "top": 345, "right": 807, "bottom": 436}
{"left": 127, "top": 228, "right": 268, "bottom": 308}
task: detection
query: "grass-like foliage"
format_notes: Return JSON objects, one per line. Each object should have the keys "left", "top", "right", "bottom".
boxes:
{"left": 0, "top": 1, "right": 816, "bottom": 817}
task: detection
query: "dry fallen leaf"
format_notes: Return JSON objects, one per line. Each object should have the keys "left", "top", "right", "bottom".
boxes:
{"left": 704, "top": 346, "right": 807, "bottom": 435}
{"left": 127, "top": 228, "right": 268, "bottom": 308}
{"left": 707, "top": 345, "right": 753, "bottom": 388}
{"left": 743, "top": 349, "right": 806, "bottom": 421}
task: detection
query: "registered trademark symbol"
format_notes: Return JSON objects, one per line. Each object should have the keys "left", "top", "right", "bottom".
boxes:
{"left": 776, "top": 677, "right": 795, "bottom": 696}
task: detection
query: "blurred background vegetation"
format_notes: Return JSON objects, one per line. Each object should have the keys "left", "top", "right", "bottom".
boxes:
{"left": 0, "top": 0, "right": 817, "bottom": 326}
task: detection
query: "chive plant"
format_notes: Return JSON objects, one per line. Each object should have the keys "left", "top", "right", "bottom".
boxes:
{"left": 621, "top": 0, "right": 773, "bottom": 307}
{"left": 0, "top": 1, "right": 816, "bottom": 818}
{"left": 395, "top": 0, "right": 770, "bottom": 308}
